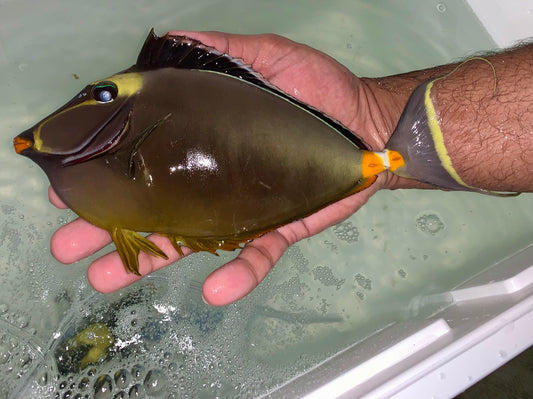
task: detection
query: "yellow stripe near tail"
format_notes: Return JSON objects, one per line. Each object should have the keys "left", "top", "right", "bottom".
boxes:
{"left": 362, "top": 150, "right": 405, "bottom": 179}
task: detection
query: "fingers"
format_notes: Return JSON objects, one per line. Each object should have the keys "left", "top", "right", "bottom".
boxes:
{"left": 166, "top": 30, "right": 282, "bottom": 68}
{"left": 165, "top": 31, "right": 305, "bottom": 87}
{"left": 56, "top": 175, "right": 383, "bottom": 302}
{"left": 202, "top": 229, "right": 292, "bottom": 306}
{"left": 87, "top": 234, "right": 192, "bottom": 294}
{"left": 48, "top": 186, "right": 68, "bottom": 209}
{"left": 51, "top": 216, "right": 192, "bottom": 293}
{"left": 49, "top": 186, "right": 113, "bottom": 263}
{"left": 51, "top": 218, "right": 111, "bottom": 264}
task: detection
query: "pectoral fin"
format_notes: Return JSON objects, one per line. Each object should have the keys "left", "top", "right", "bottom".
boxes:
{"left": 111, "top": 227, "right": 168, "bottom": 275}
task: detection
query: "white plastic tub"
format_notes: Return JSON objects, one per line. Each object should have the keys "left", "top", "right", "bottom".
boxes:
{"left": 266, "top": 244, "right": 533, "bottom": 398}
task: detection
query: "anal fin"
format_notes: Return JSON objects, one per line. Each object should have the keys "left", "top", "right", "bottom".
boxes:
{"left": 111, "top": 227, "right": 168, "bottom": 275}
{"left": 161, "top": 234, "right": 245, "bottom": 256}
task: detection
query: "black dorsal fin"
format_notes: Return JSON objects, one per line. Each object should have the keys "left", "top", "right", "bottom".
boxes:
{"left": 130, "top": 29, "right": 367, "bottom": 150}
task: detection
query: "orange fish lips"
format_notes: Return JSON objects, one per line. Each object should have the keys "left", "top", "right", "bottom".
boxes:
{"left": 13, "top": 136, "right": 33, "bottom": 154}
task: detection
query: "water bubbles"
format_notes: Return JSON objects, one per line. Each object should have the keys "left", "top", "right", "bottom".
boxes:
{"left": 168, "top": 362, "right": 177, "bottom": 372}
{"left": 354, "top": 273, "right": 372, "bottom": 291}
{"left": 0, "top": 344, "right": 9, "bottom": 364}
{"left": 78, "top": 376, "right": 90, "bottom": 390}
{"left": 93, "top": 374, "right": 113, "bottom": 399}
{"left": 144, "top": 369, "right": 168, "bottom": 395}
{"left": 436, "top": 3, "right": 447, "bottom": 12}
{"left": 312, "top": 265, "right": 345, "bottom": 290}
{"left": 114, "top": 369, "right": 131, "bottom": 389}
{"left": 37, "top": 371, "right": 49, "bottom": 386}
{"left": 323, "top": 240, "right": 338, "bottom": 254}
{"left": 416, "top": 213, "right": 445, "bottom": 236}
{"left": 19, "top": 352, "right": 31, "bottom": 367}
{"left": 1, "top": 204, "right": 14, "bottom": 215}
{"left": 397, "top": 269, "right": 408, "bottom": 279}
{"left": 353, "top": 273, "right": 372, "bottom": 301}
{"left": 0, "top": 303, "right": 8, "bottom": 314}
{"left": 131, "top": 364, "right": 145, "bottom": 379}
{"left": 128, "top": 383, "right": 145, "bottom": 397}
{"left": 57, "top": 364, "right": 166, "bottom": 399}
{"left": 286, "top": 245, "right": 310, "bottom": 273}
{"left": 57, "top": 216, "right": 69, "bottom": 226}
{"left": 16, "top": 313, "right": 30, "bottom": 328}
{"left": 275, "top": 276, "right": 309, "bottom": 304}
{"left": 333, "top": 221, "right": 359, "bottom": 243}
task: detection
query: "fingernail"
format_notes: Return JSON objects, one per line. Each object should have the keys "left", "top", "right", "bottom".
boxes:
{"left": 201, "top": 291, "right": 210, "bottom": 305}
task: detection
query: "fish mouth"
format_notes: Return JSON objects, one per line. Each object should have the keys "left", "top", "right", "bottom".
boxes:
{"left": 13, "top": 136, "right": 33, "bottom": 154}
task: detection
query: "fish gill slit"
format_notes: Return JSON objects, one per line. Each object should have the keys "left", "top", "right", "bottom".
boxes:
{"left": 128, "top": 113, "right": 172, "bottom": 178}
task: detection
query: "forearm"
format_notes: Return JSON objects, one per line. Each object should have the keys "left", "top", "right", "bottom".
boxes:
{"left": 363, "top": 44, "right": 533, "bottom": 192}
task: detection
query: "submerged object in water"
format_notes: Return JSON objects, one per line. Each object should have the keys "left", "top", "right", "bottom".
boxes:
{"left": 54, "top": 323, "right": 114, "bottom": 374}
{"left": 14, "top": 30, "right": 408, "bottom": 275}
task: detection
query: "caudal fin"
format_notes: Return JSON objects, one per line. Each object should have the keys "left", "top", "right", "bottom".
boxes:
{"left": 385, "top": 78, "right": 518, "bottom": 197}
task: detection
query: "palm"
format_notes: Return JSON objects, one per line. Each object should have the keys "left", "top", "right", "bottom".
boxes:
{"left": 50, "top": 32, "right": 388, "bottom": 306}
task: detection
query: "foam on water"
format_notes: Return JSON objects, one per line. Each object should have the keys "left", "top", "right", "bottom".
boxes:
{"left": 1, "top": 0, "right": 532, "bottom": 398}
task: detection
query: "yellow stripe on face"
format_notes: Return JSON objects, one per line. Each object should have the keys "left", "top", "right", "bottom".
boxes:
{"left": 33, "top": 127, "right": 44, "bottom": 152}
{"left": 424, "top": 80, "right": 473, "bottom": 189}
{"left": 102, "top": 73, "right": 143, "bottom": 98}
{"left": 33, "top": 73, "right": 143, "bottom": 152}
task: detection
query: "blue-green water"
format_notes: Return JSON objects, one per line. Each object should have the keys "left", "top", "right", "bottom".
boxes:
{"left": 1, "top": 0, "right": 532, "bottom": 398}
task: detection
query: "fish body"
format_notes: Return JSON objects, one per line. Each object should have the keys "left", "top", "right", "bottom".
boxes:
{"left": 14, "top": 30, "right": 404, "bottom": 274}
{"left": 36, "top": 68, "right": 377, "bottom": 239}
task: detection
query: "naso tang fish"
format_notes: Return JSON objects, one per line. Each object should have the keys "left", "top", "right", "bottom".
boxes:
{"left": 13, "top": 30, "right": 511, "bottom": 275}
{"left": 13, "top": 30, "right": 404, "bottom": 274}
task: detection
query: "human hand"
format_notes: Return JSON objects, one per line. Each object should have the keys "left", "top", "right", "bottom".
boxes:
{"left": 50, "top": 31, "right": 408, "bottom": 306}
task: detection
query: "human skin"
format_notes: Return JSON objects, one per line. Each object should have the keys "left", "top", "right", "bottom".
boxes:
{"left": 48, "top": 32, "right": 533, "bottom": 306}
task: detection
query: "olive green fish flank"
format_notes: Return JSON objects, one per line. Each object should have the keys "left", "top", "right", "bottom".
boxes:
{"left": 128, "top": 112, "right": 172, "bottom": 178}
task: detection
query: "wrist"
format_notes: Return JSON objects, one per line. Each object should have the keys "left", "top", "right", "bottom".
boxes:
{"left": 432, "top": 48, "right": 533, "bottom": 192}
{"left": 360, "top": 45, "right": 533, "bottom": 193}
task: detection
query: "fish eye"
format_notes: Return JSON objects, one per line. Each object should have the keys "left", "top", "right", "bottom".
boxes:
{"left": 92, "top": 82, "right": 118, "bottom": 103}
